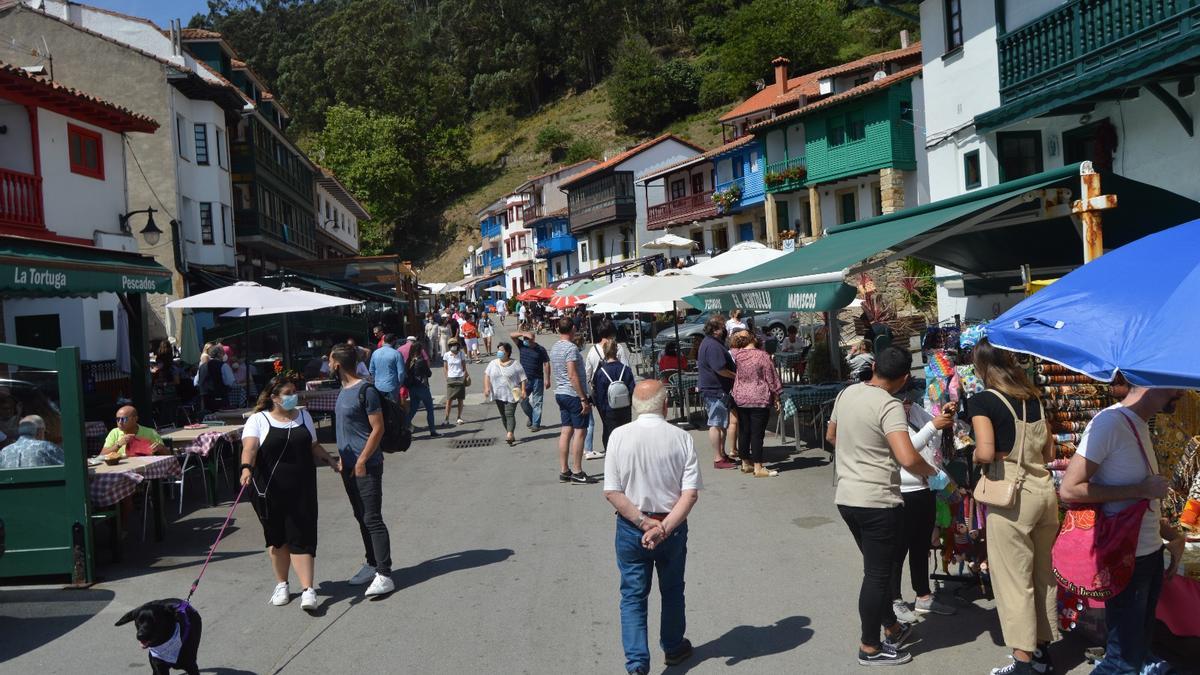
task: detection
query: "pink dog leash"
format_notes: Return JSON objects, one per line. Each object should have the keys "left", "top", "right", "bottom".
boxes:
{"left": 185, "top": 482, "right": 248, "bottom": 604}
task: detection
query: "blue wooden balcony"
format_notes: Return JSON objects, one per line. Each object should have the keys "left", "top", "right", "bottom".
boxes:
{"left": 480, "top": 216, "right": 502, "bottom": 239}
{"left": 537, "top": 234, "right": 576, "bottom": 258}
{"left": 714, "top": 157, "right": 765, "bottom": 214}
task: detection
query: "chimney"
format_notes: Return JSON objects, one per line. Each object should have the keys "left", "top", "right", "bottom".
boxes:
{"left": 900, "top": 30, "right": 910, "bottom": 49}
{"left": 772, "top": 57, "right": 790, "bottom": 96}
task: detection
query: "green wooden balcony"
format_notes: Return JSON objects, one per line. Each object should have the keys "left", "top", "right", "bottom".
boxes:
{"left": 998, "top": 0, "right": 1200, "bottom": 104}
{"left": 763, "top": 156, "right": 808, "bottom": 194}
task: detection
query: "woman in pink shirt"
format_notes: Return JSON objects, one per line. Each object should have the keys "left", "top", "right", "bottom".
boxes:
{"left": 731, "top": 331, "right": 783, "bottom": 477}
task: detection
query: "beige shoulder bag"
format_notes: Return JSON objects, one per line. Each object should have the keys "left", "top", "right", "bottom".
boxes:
{"left": 972, "top": 391, "right": 1027, "bottom": 508}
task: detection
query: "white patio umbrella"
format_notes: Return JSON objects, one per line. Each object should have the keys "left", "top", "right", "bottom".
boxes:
{"left": 481, "top": 284, "right": 507, "bottom": 292}
{"left": 683, "top": 240, "right": 786, "bottom": 278}
{"left": 582, "top": 271, "right": 716, "bottom": 420}
{"left": 643, "top": 233, "right": 698, "bottom": 250}
{"left": 218, "top": 287, "right": 362, "bottom": 317}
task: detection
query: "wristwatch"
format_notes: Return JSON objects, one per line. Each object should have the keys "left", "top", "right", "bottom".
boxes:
{"left": 240, "top": 463, "right": 253, "bottom": 472}
{"left": 636, "top": 514, "right": 646, "bottom": 528}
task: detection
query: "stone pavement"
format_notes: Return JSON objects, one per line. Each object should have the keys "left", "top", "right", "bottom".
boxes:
{"left": 1, "top": 321, "right": 1113, "bottom": 674}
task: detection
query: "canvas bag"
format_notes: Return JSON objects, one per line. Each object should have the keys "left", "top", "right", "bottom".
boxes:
{"left": 972, "top": 391, "right": 1032, "bottom": 509}
{"left": 1051, "top": 409, "right": 1152, "bottom": 601}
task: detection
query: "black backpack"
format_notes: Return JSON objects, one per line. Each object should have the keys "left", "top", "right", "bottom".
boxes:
{"left": 358, "top": 383, "right": 411, "bottom": 453}
{"left": 405, "top": 348, "right": 432, "bottom": 386}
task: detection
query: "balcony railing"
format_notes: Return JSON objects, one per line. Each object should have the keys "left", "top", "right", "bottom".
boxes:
{"left": 480, "top": 219, "right": 502, "bottom": 239}
{"left": 536, "top": 234, "right": 577, "bottom": 258}
{"left": 505, "top": 246, "right": 535, "bottom": 267}
{"left": 764, "top": 156, "right": 808, "bottom": 194}
{"left": 998, "top": 0, "right": 1200, "bottom": 103}
{"left": 646, "top": 191, "right": 717, "bottom": 229}
{"left": 714, "top": 160, "right": 765, "bottom": 213}
{"left": 0, "top": 168, "right": 44, "bottom": 229}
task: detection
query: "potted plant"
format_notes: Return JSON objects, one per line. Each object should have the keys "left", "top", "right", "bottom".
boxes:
{"left": 712, "top": 183, "right": 742, "bottom": 214}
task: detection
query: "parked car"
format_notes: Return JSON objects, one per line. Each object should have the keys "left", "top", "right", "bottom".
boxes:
{"left": 652, "top": 309, "right": 802, "bottom": 349}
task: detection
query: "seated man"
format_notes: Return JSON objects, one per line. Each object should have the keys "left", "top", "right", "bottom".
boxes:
{"left": 0, "top": 415, "right": 64, "bottom": 468}
{"left": 101, "top": 406, "right": 166, "bottom": 459}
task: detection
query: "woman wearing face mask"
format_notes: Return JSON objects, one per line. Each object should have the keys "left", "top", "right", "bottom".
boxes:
{"left": 239, "top": 377, "right": 341, "bottom": 612}
{"left": 483, "top": 342, "right": 527, "bottom": 446}
{"left": 443, "top": 338, "right": 468, "bottom": 426}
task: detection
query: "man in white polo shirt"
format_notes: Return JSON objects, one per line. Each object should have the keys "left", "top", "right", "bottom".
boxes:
{"left": 603, "top": 380, "right": 701, "bottom": 675}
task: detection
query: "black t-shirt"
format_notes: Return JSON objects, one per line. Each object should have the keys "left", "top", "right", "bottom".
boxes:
{"left": 968, "top": 389, "right": 1043, "bottom": 454}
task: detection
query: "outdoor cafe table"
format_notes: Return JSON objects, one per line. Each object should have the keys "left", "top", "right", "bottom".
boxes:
{"left": 88, "top": 455, "right": 181, "bottom": 541}
{"left": 161, "top": 425, "right": 243, "bottom": 506}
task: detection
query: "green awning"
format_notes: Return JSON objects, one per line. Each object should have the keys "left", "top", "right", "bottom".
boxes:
{"left": 693, "top": 163, "right": 1200, "bottom": 311}
{"left": 271, "top": 270, "right": 401, "bottom": 304}
{"left": 0, "top": 235, "right": 172, "bottom": 297}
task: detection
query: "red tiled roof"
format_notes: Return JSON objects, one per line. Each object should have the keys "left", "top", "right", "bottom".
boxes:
{"left": 751, "top": 65, "right": 922, "bottom": 131}
{"left": 719, "top": 44, "right": 922, "bottom": 123}
{"left": 0, "top": 61, "right": 158, "bottom": 133}
{"left": 524, "top": 158, "right": 599, "bottom": 183}
{"left": 558, "top": 134, "right": 705, "bottom": 189}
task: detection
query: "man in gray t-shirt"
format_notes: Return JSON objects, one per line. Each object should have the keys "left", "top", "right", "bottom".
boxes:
{"left": 329, "top": 343, "right": 394, "bottom": 597}
{"left": 548, "top": 318, "right": 593, "bottom": 485}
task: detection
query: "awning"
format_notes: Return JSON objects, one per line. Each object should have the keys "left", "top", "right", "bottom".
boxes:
{"left": 269, "top": 271, "right": 401, "bottom": 304}
{"left": 0, "top": 235, "right": 172, "bottom": 297}
{"left": 693, "top": 163, "right": 1200, "bottom": 312}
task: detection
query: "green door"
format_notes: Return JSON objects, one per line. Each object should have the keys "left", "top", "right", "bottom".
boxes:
{"left": 0, "top": 344, "right": 91, "bottom": 584}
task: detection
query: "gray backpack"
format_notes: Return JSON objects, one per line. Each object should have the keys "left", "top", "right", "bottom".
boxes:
{"left": 601, "top": 365, "right": 631, "bottom": 409}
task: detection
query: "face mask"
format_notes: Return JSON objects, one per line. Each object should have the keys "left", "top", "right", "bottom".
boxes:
{"left": 496, "top": 351, "right": 506, "bottom": 359}
{"left": 450, "top": 346, "right": 460, "bottom": 353}
{"left": 278, "top": 394, "right": 299, "bottom": 411}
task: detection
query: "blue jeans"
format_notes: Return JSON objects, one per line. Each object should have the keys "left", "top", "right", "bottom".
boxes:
{"left": 521, "top": 378, "right": 544, "bottom": 427}
{"left": 407, "top": 383, "right": 436, "bottom": 432}
{"left": 616, "top": 516, "right": 688, "bottom": 674}
{"left": 1092, "top": 547, "right": 1164, "bottom": 675}
{"left": 584, "top": 410, "right": 595, "bottom": 452}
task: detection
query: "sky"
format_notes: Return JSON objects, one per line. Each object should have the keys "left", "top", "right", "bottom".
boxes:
{"left": 83, "top": 0, "right": 211, "bottom": 28}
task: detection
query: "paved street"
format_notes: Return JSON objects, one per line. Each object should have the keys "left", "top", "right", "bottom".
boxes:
{"left": 2, "top": 322, "right": 1105, "bottom": 674}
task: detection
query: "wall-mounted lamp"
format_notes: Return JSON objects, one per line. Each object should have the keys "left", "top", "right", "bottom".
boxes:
{"left": 323, "top": 218, "right": 339, "bottom": 231}
{"left": 119, "top": 207, "right": 163, "bottom": 245}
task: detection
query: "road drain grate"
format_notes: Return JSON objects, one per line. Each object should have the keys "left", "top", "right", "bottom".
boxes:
{"left": 451, "top": 438, "right": 496, "bottom": 449}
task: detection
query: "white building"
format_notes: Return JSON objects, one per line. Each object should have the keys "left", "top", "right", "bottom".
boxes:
{"left": 0, "top": 61, "right": 159, "bottom": 360}
{"left": 913, "top": 0, "right": 1200, "bottom": 322}
{"left": 559, "top": 134, "right": 703, "bottom": 274}
{"left": 314, "top": 166, "right": 366, "bottom": 258}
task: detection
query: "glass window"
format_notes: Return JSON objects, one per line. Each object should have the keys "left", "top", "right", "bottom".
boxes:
{"left": 221, "top": 204, "right": 232, "bottom": 245}
{"left": 580, "top": 241, "right": 588, "bottom": 262}
{"left": 963, "top": 150, "right": 982, "bottom": 189}
{"left": 847, "top": 111, "right": 866, "bottom": 142}
{"left": 176, "top": 114, "right": 189, "bottom": 160}
{"left": 67, "top": 124, "right": 103, "bottom": 179}
{"left": 194, "top": 123, "right": 209, "bottom": 165}
{"left": 829, "top": 118, "right": 846, "bottom": 147}
{"left": 199, "top": 202, "right": 214, "bottom": 244}
{"left": 0, "top": 363, "right": 66, "bottom": 465}
{"left": 996, "top": 131, "right": 1044, "bottom": 182}
{"left": 944, "top": 0, "right": 963, "bottom": 51}
{"left": 670, "top": 179, "right": 686, "bottom": 200}
{"left": 691, "top": 173, "right": 704, "bottom": 194}
{"left": 216, "top": 127, "right": 226, "bottom": 168}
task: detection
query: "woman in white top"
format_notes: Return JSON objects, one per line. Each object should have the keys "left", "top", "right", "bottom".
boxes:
{"left": 890, "top": 390, "right": 956, "bottom": 621}
{"left": 239, "top": 377, "right": 340, "bottom": 612}
{"left": 483, "top": 341, "right": 527, "bottom": 445}
{"left": 724, "top": 309, "right": 747, "bottom": 343}
{"left": 443, "top": 338, "right": 468, "bottom": 426}
{"left": 480, "top": 315, "right": 495, "bottom": 354}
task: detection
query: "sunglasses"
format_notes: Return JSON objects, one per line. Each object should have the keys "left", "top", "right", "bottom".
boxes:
{"left": 115, "top": 416, "right": 133, "bottom": 423}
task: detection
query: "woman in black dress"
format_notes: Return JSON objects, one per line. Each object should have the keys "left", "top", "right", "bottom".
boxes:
{"left": 240, "top": 377, "right": 340, "bottom": 612}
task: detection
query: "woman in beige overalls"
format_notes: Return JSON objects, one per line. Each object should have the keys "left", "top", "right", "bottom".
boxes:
{"left": 970, "top": 339, "right": 1059, "bottom": 675}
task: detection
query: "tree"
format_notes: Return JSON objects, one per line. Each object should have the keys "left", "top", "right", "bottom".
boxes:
{"left": 314, "top": 105, "right": 472, "bottom": 253}
{"left": 699, "top": 0, "right": 844, "bottom": 107}
{"left": 608, "top": 35, "right": 699, "bottom": 134}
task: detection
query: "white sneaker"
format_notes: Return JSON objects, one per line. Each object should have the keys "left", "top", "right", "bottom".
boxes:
{"left": 348, "top": 563, "right": 375, "bottom": 586}
{"left": 455, "top": 418, "right": 465, "bottom": 425}
{"left": 364, "top": 573, "right": 395, "bottom": 597}
{"left": 269, "top": 581, "right": 290, "bottom": 606}
{"left": 300, "top": 587, "right": 318, "bottom": 611}
{"left": 584, "top": 450, "right": 605, "bottom": 460}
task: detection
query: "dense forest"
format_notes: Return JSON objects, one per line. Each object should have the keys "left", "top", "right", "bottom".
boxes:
{"left": 191, "top": 0, "right": 918, "bottom": 256}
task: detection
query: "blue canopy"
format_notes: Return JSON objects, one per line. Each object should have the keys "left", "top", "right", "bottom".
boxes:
{"left": 987, "top": 218, "right": 1200, "bottom": 388}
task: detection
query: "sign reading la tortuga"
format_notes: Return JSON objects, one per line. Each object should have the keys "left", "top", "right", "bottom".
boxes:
{"left": 12, "top": 266, "right": 68, "bottom": 290}
{"left": 3, "top": 264, "right": 171, "bottom": 295}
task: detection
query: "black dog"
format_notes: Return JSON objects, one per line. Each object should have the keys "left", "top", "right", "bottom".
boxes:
{"left": 115, "top": 598, "right": 203, "bottom": 675}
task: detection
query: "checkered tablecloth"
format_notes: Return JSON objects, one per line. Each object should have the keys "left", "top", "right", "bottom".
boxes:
{"left": 185, "top": 429, "right": 240, "bottom": 458}
{"left": 88, "top": 455, "right": 182, "bottom": 507}
{"left": 304, "top": 390, "right": 340, "bottom": 413}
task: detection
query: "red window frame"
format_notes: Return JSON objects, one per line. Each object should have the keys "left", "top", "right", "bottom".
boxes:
{"left": 68, "top": 124, "right": 104, "bottom": 180}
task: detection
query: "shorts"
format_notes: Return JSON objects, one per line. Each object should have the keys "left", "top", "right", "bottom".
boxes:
{"left": 704, "top": 394, "right": 730, "bottom": 428}
{"left": 466, "top": 338, "right": 479, "bottom": 352}
{"left": 556, "top": 394, "right": 589, "bottom": 429}
{"left": 446, "top": 378, "right": 467, "bottom": 401}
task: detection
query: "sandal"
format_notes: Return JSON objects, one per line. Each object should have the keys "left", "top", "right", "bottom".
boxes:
{"left": 754, "top": 468, "right": 779, "bottom": 478}
{"left": 740, "top": 462, "right": 753, "bottom": 473}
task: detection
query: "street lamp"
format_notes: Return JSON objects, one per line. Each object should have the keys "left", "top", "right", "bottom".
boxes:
{"left": 119, "top": 207, "right": 163, "bottom": 246}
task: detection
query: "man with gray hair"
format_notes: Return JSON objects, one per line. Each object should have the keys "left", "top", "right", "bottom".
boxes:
{"left": 0, "top": 415, "right": 64, "bottom": 468}
{"left": 603, "top": 380, "right": 701, "bottom": 674}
